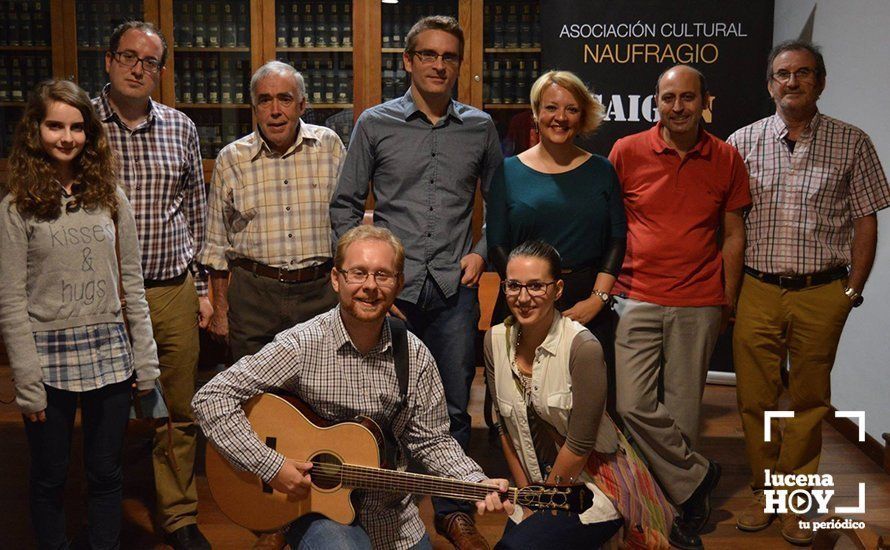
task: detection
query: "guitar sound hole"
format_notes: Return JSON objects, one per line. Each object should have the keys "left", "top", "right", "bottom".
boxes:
{"left": 310, "top": 452, "right": 343, "bottom": 490}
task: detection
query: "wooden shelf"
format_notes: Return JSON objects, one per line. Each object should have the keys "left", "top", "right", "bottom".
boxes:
{"left": 174, "top": 47, "right": 251, "bottom": 53}
{"left": 77, "top": 46, "right": 108, "bottom": 52}
{"left": 483, "top": 47, "right": 542, "bottom": 54}
{"left": 484, "top": 103, "right": 532, "bottom": 110}
{"left": 177, "top": 103, "right": 252, "bottom": 109}
{"left": 381, "top": 48, "right": 405, "bottom": 54}
{"left": 276, "top": 47, "right": 354, "bottom": 53}
{"left": 0, "top": 101, "right": 27, "bottom": 107}
{"left": 0, "top": 45, "right": 51, "bottom": 51}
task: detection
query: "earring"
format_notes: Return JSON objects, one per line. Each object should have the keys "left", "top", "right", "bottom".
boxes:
{"left": 533, "top": 119, "right": 540, "bottom": 134}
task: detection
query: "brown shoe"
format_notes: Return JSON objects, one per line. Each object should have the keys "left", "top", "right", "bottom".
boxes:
{"left": 253, "top": 530, "right": 287, "bottom": 550}
{"left": 736, "top": 491, "right": 775, "bottom": 532}
{"left": 434, "top": 512, "right": 490, "bottom": 550}
{"left": 779, "top": 513, "right": 814, "bottom": 546}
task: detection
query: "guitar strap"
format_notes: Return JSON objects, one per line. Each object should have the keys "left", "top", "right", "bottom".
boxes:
{"left": 387, "top": 317, "right": 409, "bottom": 404}
{"left": 384, "top": 317, "right": 410, "bottom": 468}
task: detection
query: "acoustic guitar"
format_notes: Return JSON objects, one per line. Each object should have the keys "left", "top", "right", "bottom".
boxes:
{"left": 205, "top": 393, "right": 594, "bottom": 532}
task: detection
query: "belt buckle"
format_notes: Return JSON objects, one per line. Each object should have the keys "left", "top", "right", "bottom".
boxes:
{"left": 277, "top": 266, "right": 288, "bottom": 283}
{"left": 778, "top": 274, "right": 800, "bottom": 289}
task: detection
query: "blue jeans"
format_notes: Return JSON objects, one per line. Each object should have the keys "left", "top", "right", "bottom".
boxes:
{"left": 496, "top": 514, "right": 622, "bottom": 549}
{"left": 396, "top": 277, "right": 479, "bottom": 517}
{"left": 24, "top": 379, "right": 132, "bottom": 550}
{"left": 284, "top": 514, "right": 433, "bottom": 549}
{"left": 285, "top": 514, "right": 371, "bottom": 549}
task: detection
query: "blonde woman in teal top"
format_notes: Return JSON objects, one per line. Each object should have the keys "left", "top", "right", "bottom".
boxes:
{"left": 487, "top": 70, "right": 627, "bottom": 383}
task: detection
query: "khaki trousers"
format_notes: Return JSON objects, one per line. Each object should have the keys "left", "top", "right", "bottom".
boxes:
{"left": 614, "top": 297, "right": 721, "bottom": 504}
{"left": 733, "top": 274, "right": 851, "bottom": 490}
{"left": 145, "top": 274, "right": 200, "bottom": 533}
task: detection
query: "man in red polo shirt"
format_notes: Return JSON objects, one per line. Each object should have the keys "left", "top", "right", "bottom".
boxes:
{"left": 608, "top": 65, "right": 751, "bottom": 550}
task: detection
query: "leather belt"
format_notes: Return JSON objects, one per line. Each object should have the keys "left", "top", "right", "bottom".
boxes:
{"left": 144, "top": 272, "right": 188, "bottom": 288}
{"left": 232, "top": 258, "right": 333, "bottom": 283}
{"left": 744, "top": 266, "right": 847, "bottom": 290}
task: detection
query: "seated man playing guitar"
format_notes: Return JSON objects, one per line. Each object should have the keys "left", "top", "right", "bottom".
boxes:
{"left": 193, "top": 225, "right": 513, "bottom": 549}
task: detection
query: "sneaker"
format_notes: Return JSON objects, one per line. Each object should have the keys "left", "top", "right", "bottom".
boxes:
{"left": 779, "top": 513, "right": 814, "bottom": 546}
{"left": 736, "top": 491, "right": 775, "bottom": 532}
{"left": 434, "top": 512, "right": 490, "bottom": 550}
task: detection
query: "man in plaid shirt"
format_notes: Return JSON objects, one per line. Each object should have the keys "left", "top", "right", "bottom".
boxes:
{"left": 94, "top": 21, "right": 211, "bottom": 550}
{"left": 193, "top": 226, "right": 512, "bottom": 550}
{"left": 728, "top": 40, "right": 890, "bottom": 545}
{"left": 200, "top": 61, "right": 343, "bottom": 366}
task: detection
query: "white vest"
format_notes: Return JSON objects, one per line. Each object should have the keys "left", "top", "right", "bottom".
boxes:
{"left": 490, "top": 314, "right": 620, "bottom": 522}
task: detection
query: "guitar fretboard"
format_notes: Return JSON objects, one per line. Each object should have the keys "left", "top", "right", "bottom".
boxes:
{"left": 310, "top": 461, "right": 527, "bottom": 505}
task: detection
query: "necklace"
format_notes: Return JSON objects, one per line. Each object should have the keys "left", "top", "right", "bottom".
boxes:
{"left": 511, "top": 326, "right": 534, "bottom": 406}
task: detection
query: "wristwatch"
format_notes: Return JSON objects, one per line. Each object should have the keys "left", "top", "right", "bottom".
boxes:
{"left": 844, "top": 287, "right": 864, "bottom": 307}
{"left": 591, "top": 289, "right": 611, "bottom": 304}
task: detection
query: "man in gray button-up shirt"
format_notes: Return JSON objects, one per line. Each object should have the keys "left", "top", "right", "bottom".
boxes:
{"left": 330, "top": 15, "right": 502, "bottom": 545}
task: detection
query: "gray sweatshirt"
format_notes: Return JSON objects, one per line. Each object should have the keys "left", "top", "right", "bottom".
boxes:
{"left": 0, "top": 187, "right": 159, "bottom": 413}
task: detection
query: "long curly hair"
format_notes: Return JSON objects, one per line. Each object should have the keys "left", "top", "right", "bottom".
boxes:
{"left": 4, "top": 80, "right": 119, "bottom": 221}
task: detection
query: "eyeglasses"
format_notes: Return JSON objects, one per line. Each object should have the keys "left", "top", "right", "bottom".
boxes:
{"left": 770, "top": 67, "right": 818, "bottom": 84}
{"left": 336, "top": 268, "right": 400, "bottom": 288}
{"left": 410, "top": 50, "right": 461, "bottom": 66}
{"left": 111, "top": 51, "right": 163, "bottom": 74}
{"left": 502, "top": 280, "right": 556, "bottom": 297}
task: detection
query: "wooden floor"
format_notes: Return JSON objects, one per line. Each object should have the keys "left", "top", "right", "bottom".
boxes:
{"left": 0, "top": 365, "right": 887, "bottom": 550}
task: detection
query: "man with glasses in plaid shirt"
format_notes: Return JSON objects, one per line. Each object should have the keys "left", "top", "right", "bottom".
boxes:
{"left": 728, "top": 40, "right": 890, "bottom": 545}
{"left": 194, "top": 226, "right": 512, "bottom": 550}
{"left": 94, "top": 21, "right": 211, "bottom": 550}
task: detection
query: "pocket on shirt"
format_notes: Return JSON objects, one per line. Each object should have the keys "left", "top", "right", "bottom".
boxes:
{"left": 805, "top": 164, "right": 847, "bottom": 215}
{"left": 546, "top": 391, "right": 573, "bottom": 410}
{"left": 497, "top": 398, "right": 514, "bottom": 418}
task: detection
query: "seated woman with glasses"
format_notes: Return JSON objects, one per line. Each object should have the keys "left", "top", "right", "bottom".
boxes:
{"left": 0, "top": 80, "right": 159, "bottom": 549}
{"left": 485, "top": 241, "right": 673, "bottom": 549}
{"left": 487, "top": 70, "right": 626, "bottom": 382}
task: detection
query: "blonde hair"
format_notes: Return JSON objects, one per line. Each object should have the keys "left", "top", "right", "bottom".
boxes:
{"left": 530, "top": 70, "right": 604, "bottom": 136}
{"left": 335, "top": 225, "right": 405, "bottom": 274}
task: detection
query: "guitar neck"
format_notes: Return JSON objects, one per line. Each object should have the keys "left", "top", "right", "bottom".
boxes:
{"left": 312, "top": 462, "right": 519, "bottom": 504}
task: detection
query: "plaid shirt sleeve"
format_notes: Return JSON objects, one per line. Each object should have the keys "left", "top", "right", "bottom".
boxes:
{"left": 849, "top": 134, "right": 890, "bottom": 218}
{"left": 183, "top": 121, "right": 208, "bottom": 295}
{"left": 199, "top": 147, "right": 235, "bottom": 271}
{"left": 192, "top": 332, "right": 305, "bottom": 483}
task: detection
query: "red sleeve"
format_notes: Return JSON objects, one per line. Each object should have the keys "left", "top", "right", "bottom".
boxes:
{"left": 725, "top": 146, "right": 752, "bottom": 212}
{"left": 608, "top": 139, "right": 625, "bottom": 185}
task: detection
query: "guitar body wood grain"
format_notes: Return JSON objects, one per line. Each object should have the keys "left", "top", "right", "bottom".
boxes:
{"left": 205, "top": 393, "right": 383, "bottom": 532}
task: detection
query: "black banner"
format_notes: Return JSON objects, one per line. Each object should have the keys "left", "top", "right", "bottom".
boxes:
{"left": 541, "top": 0, "right": 775, "bottom": 155}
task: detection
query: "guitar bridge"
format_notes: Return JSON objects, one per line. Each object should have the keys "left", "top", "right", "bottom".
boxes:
{"left": 262, "top": 436, "right": 278, "bottom": 494}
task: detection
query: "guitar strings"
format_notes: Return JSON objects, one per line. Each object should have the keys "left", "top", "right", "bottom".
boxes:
{"left": 304, "top": 462, "right": 571, "bottom": 509}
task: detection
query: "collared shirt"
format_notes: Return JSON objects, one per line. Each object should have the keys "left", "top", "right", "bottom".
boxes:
{"left": 93, "top": 85, "right": 208, "bottom": 294}
{"left": 330, "top": 89, "right": 503, "bottom": 303}
{"left": 192, "top": 306, "right": 485, "bottom": 549}
{"left": 728, "top": 113, "right": 890, "bottom": 274}
{"left": 609, "top": 123, "right": 751, "bottom": 306}
{"left": 199, "top": 123, "right": 345, "bottom": 270}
